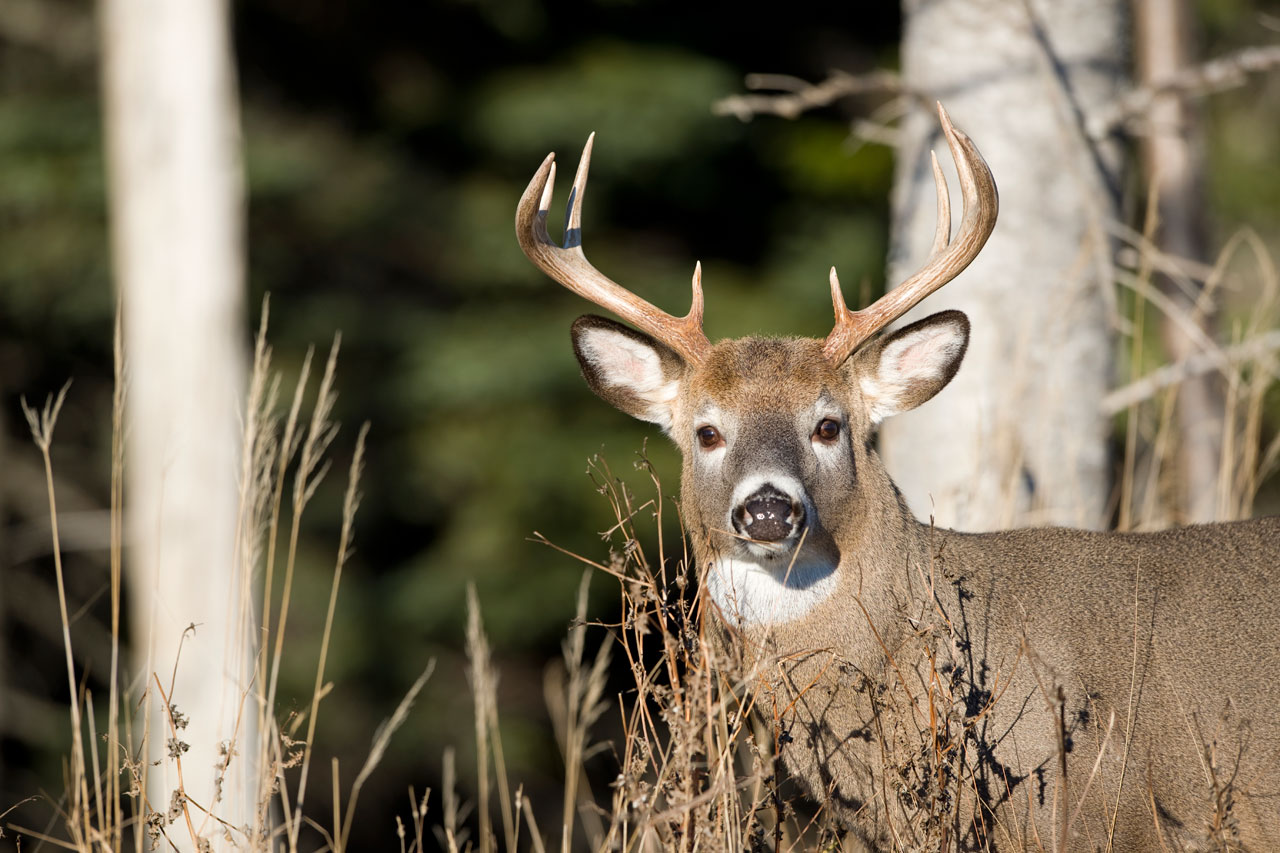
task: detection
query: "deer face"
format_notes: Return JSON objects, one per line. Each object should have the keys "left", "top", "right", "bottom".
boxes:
{"left": 572, "top": 311, "right": 969, "bottom": 625}
{"left": 517, "top": 105, "right": 994, "bottom": 624}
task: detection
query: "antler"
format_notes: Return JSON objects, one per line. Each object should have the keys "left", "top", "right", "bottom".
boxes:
{"left": 515, "top": 134, "right": 712, "bottom": 365}
{"left": 823, "top": 103, "right": 999, "bottom": 365}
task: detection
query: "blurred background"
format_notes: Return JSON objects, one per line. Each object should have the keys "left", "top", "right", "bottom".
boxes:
{"left": 2, "top": 0, "right": 1278, "bottom": 849}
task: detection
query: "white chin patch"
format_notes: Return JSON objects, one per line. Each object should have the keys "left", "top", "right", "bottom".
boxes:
{"left": 705, "top": 552, "right": 836, "bottom": 628}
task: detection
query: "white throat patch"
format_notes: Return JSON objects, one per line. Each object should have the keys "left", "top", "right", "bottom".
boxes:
{"left": 706, "top": 552, "right": 837, "bottom": 628}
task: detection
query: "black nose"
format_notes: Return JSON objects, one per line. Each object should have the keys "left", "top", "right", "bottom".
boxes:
{"left": 734, "top": 486, "right": 804, "bottom": 542}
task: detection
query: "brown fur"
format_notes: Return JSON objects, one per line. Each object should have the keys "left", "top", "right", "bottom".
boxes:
{"left": 571, "top": 312, "right": 1280, "bottom": 851}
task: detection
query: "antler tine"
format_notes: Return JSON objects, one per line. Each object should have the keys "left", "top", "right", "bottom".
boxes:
{"left": 927, "top": 150, "right": 952, "bottom": 257}
{"left": 515, "top": 134, "right": 712, "bottom": 365}
{"left": 823, "top": 103, "right": 998, "bottom": 365}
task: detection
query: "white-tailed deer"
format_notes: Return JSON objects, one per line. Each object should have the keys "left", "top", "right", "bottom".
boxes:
{"left": 516, "top": 105, "right": 1280, "bottom": 851}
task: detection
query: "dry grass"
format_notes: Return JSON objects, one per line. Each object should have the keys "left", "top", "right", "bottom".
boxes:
{"left": 8, "top": 225, "right": 1279, "bottom": 852}
{"left": 3, "top": 304, "right": 432, "bottom": 853}
{"left": 1113, "top": 221, "right": 1280, "bottom": 528}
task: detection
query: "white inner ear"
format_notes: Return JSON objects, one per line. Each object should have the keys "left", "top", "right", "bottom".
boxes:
{"left": 577, "top": 326, "right": 680, "bottom": 431}
{"left": 860, "top": 323, "right": 964, "bottom": 423}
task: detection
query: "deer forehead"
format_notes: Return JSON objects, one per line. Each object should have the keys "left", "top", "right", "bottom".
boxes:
{"left": 678, "top": 337, "right": 867, "bottom": 425}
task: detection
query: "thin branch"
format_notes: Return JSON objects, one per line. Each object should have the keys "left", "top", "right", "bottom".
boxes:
{"left": 713, "top": 69, "right": 901, "bottom": 121}
{"left": 1090, "top": 44, "right": 1280, "bottom": 138}
{"left": 1101, "top": 330, "right": 1280, "bottom": 415}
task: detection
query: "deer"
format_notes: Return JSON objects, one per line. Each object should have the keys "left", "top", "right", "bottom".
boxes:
{"left": 515, "top": 104, "right": 1280, "bottom": 851}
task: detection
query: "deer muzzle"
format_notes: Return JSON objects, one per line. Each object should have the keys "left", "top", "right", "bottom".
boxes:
{"left": 734, "top": 484, "right": 805, "bottom": 543}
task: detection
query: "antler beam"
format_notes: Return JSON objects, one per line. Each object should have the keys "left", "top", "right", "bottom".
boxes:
{"left": 823, "top": 103, "right": 999, "bottom": 365}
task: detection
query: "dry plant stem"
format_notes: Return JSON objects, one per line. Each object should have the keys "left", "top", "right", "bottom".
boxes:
{"left": 464, "top": 586, "right": 496, "bottom": 853}
{"left": 287, "top": 416, "right": 365, "bottom": 851}
{"left": 83, "top": 690, "right": 104, "bottom": 838}
{"left": 558, "top": 572, "right": 611, "bottom": 853}
{"left": 1106, "top": 573, "right": 1146, "bottom": 843}
{"left": 331, "top": 758, "right": 343, "bottom": 849}
{"left": 108, "top": 307, "right": 127, "bottom": 849}
{"left": 406, "top": 786, "right": 430, "bottom": 853}
{"left": 265, "top": 341, "right": 323, "bottom": 726}
{"left": 339, "top": 661, "right": 435, "bottom": 851}
{"left": 21, "top": 384, "right": 92, "bottom": 847}
{"left": 226, "top": 299, "right": 280, "bottom": 845}
{"left": 487, "top": 694, "right": 516, "bottom": 852}
{"left": 150, "top": 673, "right": 201, "bottom": 847}
{"left": 259, "top": 342, "right": 313, "bottom": 715}
{"left": 135, "top": 672, "right": 154, "bottom": 853}
{"left": 521, "top": 796, "right": 546, "bottom": 853}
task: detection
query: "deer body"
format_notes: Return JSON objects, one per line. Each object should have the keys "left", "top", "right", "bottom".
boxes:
{"left": 751, "top": 517, "right": 1280, "bottom": 851}
{"left": 517, "top": 107, "right": 1280, "bottom": 850}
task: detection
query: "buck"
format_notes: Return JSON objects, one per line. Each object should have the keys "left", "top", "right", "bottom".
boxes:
{"left": 515, "top": 106, "right": 1280, "bottom": 851}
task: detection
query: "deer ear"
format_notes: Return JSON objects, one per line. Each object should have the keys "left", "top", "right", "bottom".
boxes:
{"left": 857, "top": 310, "right": 969, "bottom": 424}
{"left": 572, "top": 315, "right": 686, "bottom": 432}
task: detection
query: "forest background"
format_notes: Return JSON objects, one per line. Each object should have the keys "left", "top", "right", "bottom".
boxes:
{"left": 2, "top": 0, "right": 1278, "bottom": 849}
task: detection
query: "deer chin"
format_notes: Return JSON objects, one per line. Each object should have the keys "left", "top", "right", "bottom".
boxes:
{"left": 706, "top": 531, "right": 838, "bottom": 628}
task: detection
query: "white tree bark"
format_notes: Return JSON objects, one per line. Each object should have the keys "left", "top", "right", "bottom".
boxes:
{"left": 101, "top": 0, "right": 255, "bottom": 845}
{"left": 882, "top": 0, "right": 1128, "bottom": 531}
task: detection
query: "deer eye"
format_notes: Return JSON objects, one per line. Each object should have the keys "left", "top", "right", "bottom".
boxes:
{"left": 814, "top": 418, "right": 841, "bottom": 444}
{"left": 696, "top": 425, "right": 723, "bottom": 449}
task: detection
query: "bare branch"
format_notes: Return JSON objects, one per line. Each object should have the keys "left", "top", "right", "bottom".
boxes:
{"left": 1090, "top": 44, "right": 1280, "bottom": 138}
{"left": 713, "top": 69, "right": 901, "bottom": 122}
{"left": 1102, "top": 330, "right": 1280, "bottom": 415}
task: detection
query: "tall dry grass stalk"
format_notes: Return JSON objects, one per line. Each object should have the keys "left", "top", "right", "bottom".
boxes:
{"left": 6, "top": 304, "right": 435, "bottom": 852}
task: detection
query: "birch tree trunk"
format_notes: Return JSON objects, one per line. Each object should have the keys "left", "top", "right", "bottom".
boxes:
{"left": 100, "top": 0, "right": 256, "bottom": 845}
{"left": 882, "top": 0, "right": 1128, "bottom": 531}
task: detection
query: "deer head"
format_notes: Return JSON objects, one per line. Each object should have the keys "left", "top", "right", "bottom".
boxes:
{"left": 516, "top": 104, "right": 997, "bottom": 627}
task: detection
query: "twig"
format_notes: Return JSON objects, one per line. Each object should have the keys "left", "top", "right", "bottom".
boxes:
{"left": 713, "top": 69, "right": 901, "bottom": 121}
{"left": 1090, "top": 44, "right": 1280, "bottom": 138}
{"left": 1101, "top": 330, "right": 1280, "bottom": 415}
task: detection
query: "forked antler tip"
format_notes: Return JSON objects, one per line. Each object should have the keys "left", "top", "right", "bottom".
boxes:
{"left": 515, "top": 134, "right": 711, "bottom": 365}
